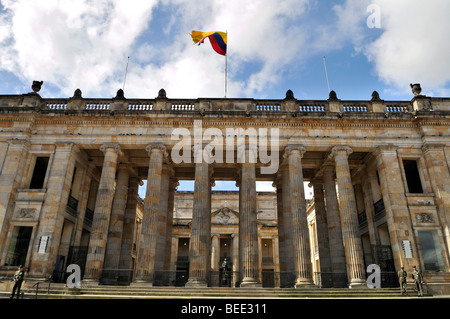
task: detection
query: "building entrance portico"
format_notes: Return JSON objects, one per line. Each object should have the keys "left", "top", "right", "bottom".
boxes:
{"left": 1, "top": 86, "right": 450, "bottom": 294}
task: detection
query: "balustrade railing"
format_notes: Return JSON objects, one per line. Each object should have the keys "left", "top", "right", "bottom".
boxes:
{"left": 255, "top": 103, "right": 281, "bottom": 111}
{"left": 2, "top": 93, "right": 435, "bottom": 115}
{"left": 385, "top": 104, "right": 410, "bottom": 112}
{"left": 343, "top": 104, "right": 368, "bottom": 112}
{"left": 299, "top": 104, "right": 326, "bottom": 112}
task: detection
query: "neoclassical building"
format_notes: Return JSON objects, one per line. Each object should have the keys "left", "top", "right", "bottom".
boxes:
{"left": 0, "top": 83, "right": 449, "bottom": 294}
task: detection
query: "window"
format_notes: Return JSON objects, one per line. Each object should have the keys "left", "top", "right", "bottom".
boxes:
{"left": 418, "top": 230, "right": 445, "bottom": 271}
{"left": 5, "top": 226, "right": 33, "bottom": 266}
{"left": 402, "top": 160, "right": 424, "bottom": 193}
{"left": 29, "top": 156, "right": 49, "bottom": 189}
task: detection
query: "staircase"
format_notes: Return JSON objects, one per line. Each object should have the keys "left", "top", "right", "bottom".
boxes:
{"left": 1, "top": 284, "right": 426, "bottom": 299}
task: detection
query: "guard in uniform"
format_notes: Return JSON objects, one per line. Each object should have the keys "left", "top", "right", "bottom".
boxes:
{"left": 10, "top": 265, "right": 25, "bottom": 299}
{"left": 398, "top": 266, "right": 407, "bottom": 295}
{"left": 412, "top": 266, "right": 424, "bottom": 297}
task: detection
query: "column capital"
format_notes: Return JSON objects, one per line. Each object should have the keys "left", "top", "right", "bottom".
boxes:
{"left": 308, "top": 177, "right": 324, "bottom": 188}
{"left": 117, "top": 163, "right": 138, "bottom": 176}
{"left": 321, "top": 161, "right": 335, "bottom": 173}
{"left": 100, "top": 143, "right": 121, "bottom": 154}
{"left": 283, "top": 144, "right": 306, "bottom": 159}
{"left": 169, "top": 177, "right": 179, "bottom": 191}
{"left": 146, "top": 142, "right": 167, "bottom": 157}
{"left": 329, "top": 145, "right": 353, "bottom": 159}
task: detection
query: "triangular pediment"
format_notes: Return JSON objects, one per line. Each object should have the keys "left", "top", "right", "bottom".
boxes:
{"left": 211, "top": 207, "right": 239, "bottom": 225}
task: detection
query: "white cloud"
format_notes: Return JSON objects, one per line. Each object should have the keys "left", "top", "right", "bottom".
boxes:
{"left": 328, "top": 0, "right": 450, "bottom": 96}
{"left": 0, "top": 0, "right": 448, "bottom": 99}
{"left": 0, "top": 0, "right": 157, "bottom": 96}
{"left": 0, "top": 0, "right": 312, "bottom": 98}
{"left": 364, "top": 0, "right": 450, "bottom": 95}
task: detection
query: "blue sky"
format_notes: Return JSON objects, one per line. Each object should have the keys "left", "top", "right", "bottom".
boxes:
{"left": 1, "top": 0, "right": 449, "bottom": 197}
{"left": 1, "top": 0, "right": 449, "bottom": 101}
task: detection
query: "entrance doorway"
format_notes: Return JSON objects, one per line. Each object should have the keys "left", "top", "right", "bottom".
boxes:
{"left": 219, "top": 237, "right": 232, "bottom": 287}
{"left": 5, "top": 226, "right": 33, "bottom": 266}
{"left": 176, "top": 238, "right": 189, "bottom": 286}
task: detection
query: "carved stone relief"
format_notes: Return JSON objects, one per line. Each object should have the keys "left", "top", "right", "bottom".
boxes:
{"left": 415, "top": 213, "right": 433, "bottom": 224}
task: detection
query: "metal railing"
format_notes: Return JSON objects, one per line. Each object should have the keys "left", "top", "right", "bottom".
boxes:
{"left": 29, "top": 275, "right": 53, "bottom": 299}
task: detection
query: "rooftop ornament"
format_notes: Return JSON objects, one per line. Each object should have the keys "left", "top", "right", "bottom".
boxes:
{"left": 31, "top": 81, "right": 43, "bottom": 94}
{"left": 410, "top": 83, "right": 422, "bottom": 96}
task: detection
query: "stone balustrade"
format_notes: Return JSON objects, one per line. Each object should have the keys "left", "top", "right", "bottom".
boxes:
{"left": 2, "top": 89, "right": 449, "bottom": 114}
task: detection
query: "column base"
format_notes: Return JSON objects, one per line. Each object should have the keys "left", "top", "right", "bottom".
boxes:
{"left": 294, "top": 280, "right": 317, "bottom": 289}
{"left": 240, "top": 278, "right": 262, "bottom": 288}
{"left": 130, "top": 281, "right": 154, "bottom": 287}
{"left": 185, "top": 278, "right": 208, "bottom": 288}
{"left": 81, "top": 279, "right": 100, "bottom": 287}
{"left": 348, "top": 278, "right": 368, "bottom": 289}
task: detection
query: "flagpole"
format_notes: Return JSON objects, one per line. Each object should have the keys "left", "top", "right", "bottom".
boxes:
{"left": 225, "top": 30, "right": 228, "bottom": 98}
{"left": 323, "top": 56, "right": 331, "bottom": 93}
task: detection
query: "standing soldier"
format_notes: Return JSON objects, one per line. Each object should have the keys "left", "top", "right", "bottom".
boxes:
{"left": 398, "top": 266, "right": 407, "bottom": 295}
{"left": 10, "top": 265, "right": 25, "bottom": 299}
{"left": 412, "top": 266, "right": 424, "bottom": 297}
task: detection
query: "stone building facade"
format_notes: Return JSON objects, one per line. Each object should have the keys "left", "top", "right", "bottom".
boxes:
{"left": 0, "top": 83, "right": 449, "bottom": 294}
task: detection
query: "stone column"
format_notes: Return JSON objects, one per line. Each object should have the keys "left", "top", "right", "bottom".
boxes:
{"left": 154, "top": 165, "right": 172, "bottom": 275}
{"left": 361, "top": 169, "right": 381, "bottom": 263}
{"left": 272, "top": 236, "right": 281, "bottom": 287}
{"left": 274, "top": 181, "right": 285, "bottom": 273}
{"left": 310, "top": 177, "right": 332, "bottom": 287}
{"left": 211, "top": 234, "right": 220, "bottom": 272}
{"left": 374, "top": 146, "right": 420, "bottom": 271}
{"left": 280, "top": 165, "right": 294, "bottom": 277}
{"left": 284, "top": 145, "right": 314, "bottom": 288}
{"left": 211, "top": 234, "right": 220, "bottom": 287}
{"left": 231, "top": 233, "right": 239, "bottom": 287}
{"left": 186, "top": 154, "right": 212, "bottom": 287}
{"left": 83, "top": 143, "right": 121, "bottom": 283}
{"left": 72, "top": 163, "right": 94, "bottom": 246}
{"left": 239, "top": 145, "right": 261, "bottom": 288}
{"left": 163, "top": 177, "right": 178, "bottom": 272}
{"left": 102, "top": 164, "right": 130, "bottom": 283}
{"left": 118, "top": 175, "right": 140, "bottom": 283}
{"left": 422, "top": 144, "right": 450, "bottom": 267}
{"left": 133, "top": 143, "right": 166, "bottom": 285}
{"left": 330, "top": 146, "right": 366, "bottom": 288}
{"left": 322, "top": 162, "right": 347, "bottom": 287}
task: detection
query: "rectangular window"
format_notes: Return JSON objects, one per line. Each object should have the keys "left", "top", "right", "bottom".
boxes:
{"left": 5, "top": 226, "right": 33, "bottom": 266}
{"left": 29, "top": 156, "right": 49, "bottom": 189}
{"left": 402, "top": 159, "right": 424, "bottom": 193}
{"left": 418, "top": 230, "right": 445, "bottom": 271}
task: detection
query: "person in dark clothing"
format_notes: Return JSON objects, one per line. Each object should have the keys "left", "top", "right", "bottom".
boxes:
{"left": 398, "top": 266, "right": 407, "bottom": 295}
{"left": 10, "top": 265, "right": 25, "bottom": 299}
{"left": 412, "top": 266, "right": 424, "bottom": 297}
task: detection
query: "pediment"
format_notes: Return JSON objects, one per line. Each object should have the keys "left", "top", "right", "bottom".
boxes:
{"left": 211, "top": 207, "right": 239, "bottom": 225}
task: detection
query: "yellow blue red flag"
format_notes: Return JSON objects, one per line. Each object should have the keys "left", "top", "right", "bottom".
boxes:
{"left": 190, "top": 30, "right": 227, "bottom": 56}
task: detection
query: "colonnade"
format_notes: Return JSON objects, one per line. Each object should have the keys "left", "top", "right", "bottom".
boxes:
{"left": 78, "top": 142, "right": 373, "bottom": 288}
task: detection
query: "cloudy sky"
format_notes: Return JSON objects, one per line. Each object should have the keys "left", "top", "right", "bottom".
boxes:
{"left": 1, "top": 0, "right": 449, "bottom": 195}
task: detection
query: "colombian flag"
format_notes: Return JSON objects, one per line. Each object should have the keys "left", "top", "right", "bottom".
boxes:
{"left": 191, "top": 30, "right": 227, "bottom": 56}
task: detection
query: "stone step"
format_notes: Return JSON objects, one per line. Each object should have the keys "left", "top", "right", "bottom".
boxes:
{"left": 4, "top": 285, "right": 424, "bottom": 299}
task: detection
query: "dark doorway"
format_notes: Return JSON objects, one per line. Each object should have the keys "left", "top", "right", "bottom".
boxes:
{"left": 5, "top": 226, "right": 33, "bottom": 266}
